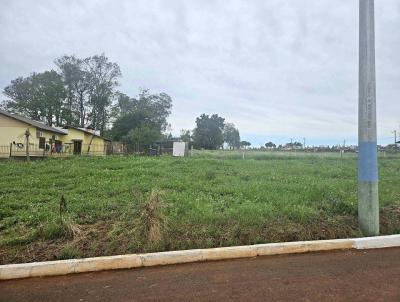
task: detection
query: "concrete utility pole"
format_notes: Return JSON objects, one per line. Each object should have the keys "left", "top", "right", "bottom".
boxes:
{"left": 393, "top": 130, "right": 397, "bottom": 144}
{"left": 358, "top": 0, "right": 379, "bottom": 236}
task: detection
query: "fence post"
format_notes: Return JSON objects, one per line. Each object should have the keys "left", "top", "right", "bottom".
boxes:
{"left": 25, "top": 129, "right": 30, "bottom": 161}
{"left": 9, "top": 143, "right": 12, "bottom": 158}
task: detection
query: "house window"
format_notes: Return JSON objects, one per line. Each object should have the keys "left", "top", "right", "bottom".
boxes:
{"left": 39, "top": 137, "right": 45, "bottom": 149}
{"left": 36, "top": 129, "right": 44, "bottom": 138}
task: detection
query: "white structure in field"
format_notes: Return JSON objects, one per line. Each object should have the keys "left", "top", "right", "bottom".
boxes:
{"left": 173, "top": 142, "right": 188, "bottom": 157}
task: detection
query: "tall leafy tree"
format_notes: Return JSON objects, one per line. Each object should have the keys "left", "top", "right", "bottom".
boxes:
{"left": 55, "top": 55, "right": 82, "bottom": 126}
{"left": 3, "top": 70, "right": 66, "bottom": 126}
{"left": 56, "top": 54, "right": 120, "bottom": 130}
{"left": 33, "top": 71, "right": 66, "bottom": 126}
{"left": 111, "top": 89, "right": 173, "bottom": 147}
{"left": 86, "top": 54, "right": 121, "bottom": 134}
{"left": 192, "top": 114, "right": 225, "bottom": 150}
{"left": 73, "top": 57, "right": 91, "bottom": 127}
{"left": 3, "top": 75, "right": 38, "bottom": 120}
{"left": 111, "top": 92, "right": 132, "bottom": 120}
{"left": 223, "top": 123, "right": 241, "bottom": 149}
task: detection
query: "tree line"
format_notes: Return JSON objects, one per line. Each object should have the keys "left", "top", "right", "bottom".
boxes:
{"left": 1, "top": 53, "right": 249, "bottom": 150}
{"left": 3, "top": 54, "right": 122, "bottom": 133}
{"left": 1, "top": 54, "right": 174, "bottom": 145}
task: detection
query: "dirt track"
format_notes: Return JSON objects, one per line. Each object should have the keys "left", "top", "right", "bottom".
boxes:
{"left": 1, "top": 248, "right": 400, "bottom": 302}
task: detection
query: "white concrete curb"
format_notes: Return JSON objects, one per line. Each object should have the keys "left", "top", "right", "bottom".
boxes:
{"left": 353, "top": 234, "right": 400, "bottom": 249}
{"left": 1, "top": 235, "right": 399, "bottom": 280}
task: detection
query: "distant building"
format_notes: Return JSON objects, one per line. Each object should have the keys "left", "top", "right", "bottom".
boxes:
{"left": 0, "top": 109, "right": 110, "bottom": 158}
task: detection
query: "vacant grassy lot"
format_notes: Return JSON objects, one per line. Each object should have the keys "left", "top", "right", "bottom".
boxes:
{"left": 1, "top": 152, "right": 400, "bottom": 264}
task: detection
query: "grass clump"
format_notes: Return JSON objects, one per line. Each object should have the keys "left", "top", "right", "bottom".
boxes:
{"left": 36, "top": 219, "right": 80, "bottom": 241}
{"left": 104, "top": 188, "right": 169, "bottom": 254}
{"left": 57, "top": 245, "right": 82, "bottom": 260}
{"left": 36, "top": 195, "right": 80, "bottom": 240}
{"left": 135, "top": 189, "right": 168, "bottom": 244}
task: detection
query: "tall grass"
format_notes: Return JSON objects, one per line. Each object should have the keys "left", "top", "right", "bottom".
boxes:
{"left": 0, "top": 152, "right": 399, "bottom": 263}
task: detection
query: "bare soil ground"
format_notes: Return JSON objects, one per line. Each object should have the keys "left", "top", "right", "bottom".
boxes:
{"left": 1, "top": 247, "right": 400, "bottom": 302}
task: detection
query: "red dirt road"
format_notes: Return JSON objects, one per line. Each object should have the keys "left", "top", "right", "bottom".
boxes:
{"left": 1, "top": 248, "right": 400, "bottom": 302}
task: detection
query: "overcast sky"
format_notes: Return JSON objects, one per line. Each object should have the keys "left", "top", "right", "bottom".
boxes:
{"left": 1, "top": 0, "right": 399, "bottom": 146}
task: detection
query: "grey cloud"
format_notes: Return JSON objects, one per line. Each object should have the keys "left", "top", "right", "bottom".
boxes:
{"left": 0, "top": 0, "right": 399, "bottom": 145}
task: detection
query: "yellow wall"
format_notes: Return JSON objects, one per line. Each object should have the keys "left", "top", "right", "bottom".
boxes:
{"left": 61, "top": 128, "right": 107, "bottom": 155}
{"left": 0, "top": 114, "right": 108, "bottom": 157}
{"left": 0, "top": 114, "right": 63, "bottom": 145}
{"left": 0, "top": 114, "right": 30, "bottom": 145}
{"left": 0, "top": 114, "right": 66, "bottom": 157}
{"left": 83, "top": 133, "right": 106, "bottom": 155}
{"left": 61, "top": 128, "right": 84, "bottom": 143}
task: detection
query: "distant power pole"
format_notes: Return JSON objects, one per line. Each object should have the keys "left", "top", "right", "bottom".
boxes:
{"left": 343, "top": 139, "right": 346, "bottom": 148}
{"left": 303, "top": 137, "right": 306, "bottom": 149}
{"left": 358, "top": 0, "right": 379, "bottom": 236}
{"left": 394, "top": 130, "right": 397, "bottom": 144}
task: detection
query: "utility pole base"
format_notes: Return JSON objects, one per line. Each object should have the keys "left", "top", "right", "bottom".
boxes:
{"left": 358, "top": 181, "right": 379, "bottom": 236}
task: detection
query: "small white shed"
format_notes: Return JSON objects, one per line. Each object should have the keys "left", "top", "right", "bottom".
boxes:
{"left": 173, "top": 142, "right": 188, "bottom": 157}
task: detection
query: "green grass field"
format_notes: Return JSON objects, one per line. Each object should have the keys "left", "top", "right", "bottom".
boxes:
{"left": 1, "top": 152, "right": 400, "bottom": 264}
